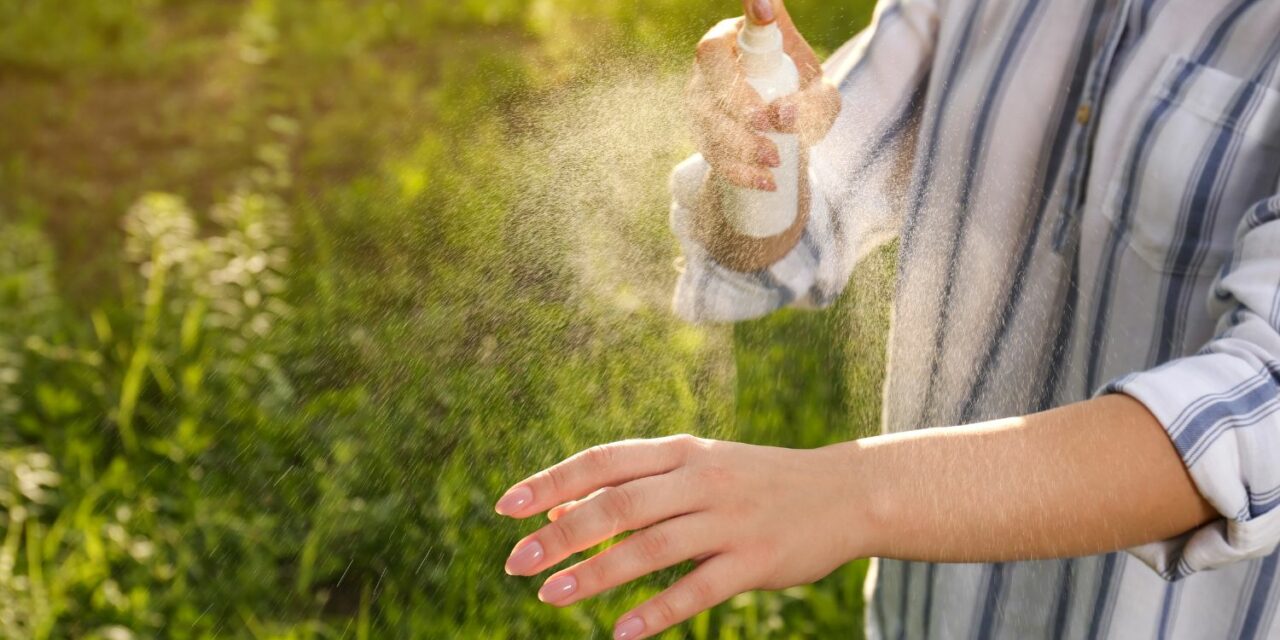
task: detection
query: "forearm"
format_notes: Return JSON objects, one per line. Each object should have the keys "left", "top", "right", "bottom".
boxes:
{"left": 835, "top": 394, "right": 1217, "bottom": 563}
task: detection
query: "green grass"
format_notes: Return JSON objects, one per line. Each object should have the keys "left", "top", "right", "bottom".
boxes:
{"left": 0, "top": 1, "right": 884, "bottom": 637}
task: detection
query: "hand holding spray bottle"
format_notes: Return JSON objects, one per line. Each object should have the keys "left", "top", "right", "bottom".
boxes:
{"left": 686, "top": 0, "right": 840, "bottom": 271}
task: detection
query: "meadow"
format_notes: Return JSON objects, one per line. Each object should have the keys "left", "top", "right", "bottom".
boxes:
{"left": 0, "top": 1, "right": 890, "bottom": 637}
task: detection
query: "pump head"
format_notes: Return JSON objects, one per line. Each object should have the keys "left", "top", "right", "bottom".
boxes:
{"left": 737, "top": 21, "right": 784, "bottom": 76}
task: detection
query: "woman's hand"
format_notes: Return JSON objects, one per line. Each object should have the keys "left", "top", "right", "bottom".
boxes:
{"left": 494, "top": 435, "right": 866, "bottom": 640}
{"left": 688, "top": 0, "right": 841, "bottom": 191}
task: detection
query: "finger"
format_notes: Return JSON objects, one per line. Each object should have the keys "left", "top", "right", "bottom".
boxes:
{"left": 693, "top": 20, "right": 769, "bottom": 124}
{"left": 505, "top": 472, "right": 695, "bottom": 576}
{"left": 773, "top": 5, "right": 824, "bottom": 84}
{"left": 769, "top": 80, "right": 840, "bottom": 145}
{"left": 612, "top": 554, "right": 752, "bottom": 640}
{"left": 495, "top": 435, "right": 697, "bottom": 518}
{"left": 537, "top": 514, "right": 716, "bottom": 606}
{"left": 688, "top": 63, "right": 769, "bottom": 130}
{"left": 548, "top": 487, "right": 609, "bottom": 522}
{"left": 547, "top": 500, "right": 575, "bottom": 522}
{"left": 743, "top": 0, "right": 775, "bottom": 26}
{"left": 694, "top": 18, "right": 743, "bottom": 85}
{"left": 715, "top": 76, "right": 771, "bottom": 129}
{"left": 714, "top": 162, "right": 776, "bottom": 192}
{"left": 694, "top": 106, "right": 778, "bottom": 168}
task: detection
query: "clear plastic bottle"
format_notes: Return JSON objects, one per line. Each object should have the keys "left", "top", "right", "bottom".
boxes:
{"left": 721, "top": 20, "right": 801, "bottom": 238}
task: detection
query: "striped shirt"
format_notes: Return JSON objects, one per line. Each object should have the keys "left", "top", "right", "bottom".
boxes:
{"left": 668, "top": 0, "right": 1280, "bottom": 637}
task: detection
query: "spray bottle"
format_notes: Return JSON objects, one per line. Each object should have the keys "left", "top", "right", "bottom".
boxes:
{"left": 720, "top": 18, "right": 801, "bottom": 238}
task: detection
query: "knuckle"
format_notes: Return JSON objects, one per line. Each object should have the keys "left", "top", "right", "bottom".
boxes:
{"left": 685, "top": 575, "right": 717, "bottom": 606}
{"left": 651, "top": 595, "right": 682, "bottom": 627}
{"left": 602, "top": 486, "right": 637, "bottom": 523}
{"left": 583, "top": 554, "right": 611, "bottom": 588}
{"left": 636, "top": 527, "right": 673, "bottom": 563}
{"left": 693, "top": 37, "right": 720, "bottom": 63}
{"left": 670, "top": 433, "right": 698, "bottom": 450}
{"left": 671, "top": 433, "right": 709, "bottom": 459}
{"left": 544, "top": 465, "right": 569, "bottom": 494}
{"left": 583, "top": 444, "right": 616, "bottom": 470}
{"left": 549, "top": 518, "right": 578, "bottom": 551}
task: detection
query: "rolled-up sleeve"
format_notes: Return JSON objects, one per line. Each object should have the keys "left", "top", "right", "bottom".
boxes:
{"left": 671, "top": 0, "right": 939, "bottom": 323}
{"left": 1104, "top": 193, "right": 1280, "bottom": 580}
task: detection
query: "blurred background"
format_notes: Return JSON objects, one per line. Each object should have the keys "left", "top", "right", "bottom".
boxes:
{"left": 0, "top": 1, "right": 893, "bottom": 637}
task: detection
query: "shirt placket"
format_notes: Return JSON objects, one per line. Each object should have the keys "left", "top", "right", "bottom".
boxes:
{"left": 1052, "top": 0, "right": 1136, "bottom": 252}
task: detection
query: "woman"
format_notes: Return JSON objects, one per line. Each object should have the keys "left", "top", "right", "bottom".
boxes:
{"left": 497, "top": 0, "right": 1280, "bottom": 637}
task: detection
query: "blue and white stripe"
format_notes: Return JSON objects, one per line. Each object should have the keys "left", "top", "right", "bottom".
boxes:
{"left": 669, "top": 0, "right": 1280, "bottom": 637}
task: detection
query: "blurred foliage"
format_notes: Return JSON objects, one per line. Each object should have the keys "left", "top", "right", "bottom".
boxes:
{"left": 0, "top": 0, "right": 885, "bottom": 637}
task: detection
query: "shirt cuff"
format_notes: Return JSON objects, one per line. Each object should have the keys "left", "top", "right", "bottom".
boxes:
{"left": 1101, "top": 352, "right": 1280, "bottom": 580}
{"left": 669, "top": 154, "right": 825, "bottom": 324}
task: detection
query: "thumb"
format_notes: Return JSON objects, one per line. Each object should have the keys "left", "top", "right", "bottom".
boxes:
{"left": 743, "top": 0, "right": 776, "bottom": 25}
{"left": 744, "top": 2, "right": 820, "bottom": 82}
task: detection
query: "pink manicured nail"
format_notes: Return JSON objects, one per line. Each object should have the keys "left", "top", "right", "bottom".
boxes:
{"left": 777, "top": 103, "right": 797, "bottom": 129}
{"left": 505, "top": 540, "right": 544, "bottom": 575}
{"left": 538, "top": 575, "right": 578, "bottom": 604}
{"left": 614, "top": 615, "right": 646, "bottom": 640}
{"left": 758, "top": 145, "right": 780, "bottom": 167}
{"left": 495, "top": 485, "right": 533, "bottom": 516}
{"left": 748, "top": 0, "right": 775, "bottom": 24}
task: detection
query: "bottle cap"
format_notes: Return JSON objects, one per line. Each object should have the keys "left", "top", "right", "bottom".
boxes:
{"left": 738, "top": 22, "right": 783, "bottom": 76}
{"left": 738, "top": 21, "right": 782, "bottom": 55}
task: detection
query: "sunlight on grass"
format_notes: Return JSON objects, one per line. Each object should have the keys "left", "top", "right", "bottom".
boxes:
{"left": 0, "top": 1, "right": 882, "bottom": 637}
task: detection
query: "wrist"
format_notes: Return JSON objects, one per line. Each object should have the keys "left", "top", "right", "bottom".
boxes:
{"left": 817, "top": 439, "right": 892, "bottom": 562}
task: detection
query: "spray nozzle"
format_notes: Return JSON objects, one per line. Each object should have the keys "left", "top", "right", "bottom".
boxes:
{"left": 739, "top": 21, "right": 783, "bottom": 54}
{"left": 737, "top": 21, "right": 785, "bottom": 76}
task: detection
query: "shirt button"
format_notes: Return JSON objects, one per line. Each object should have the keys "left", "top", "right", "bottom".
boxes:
{"left": 1076, "top": 103, "right": 1092, "bottom": 125}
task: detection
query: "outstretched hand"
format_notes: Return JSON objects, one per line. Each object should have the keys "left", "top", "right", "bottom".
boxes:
{"left": 495, "top": 435, "right": 865, "bottom": 639}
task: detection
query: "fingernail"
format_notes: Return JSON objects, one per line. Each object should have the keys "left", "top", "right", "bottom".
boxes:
{"left": 778, "top": 103, "right": 797, "bottom": 129}
{"left": 505, "top": 540, "right": 544, "bottom": 575}
{"left": 748, "top": 0, "right": 775, "bottom": 24}
{"left": 538, "top": 575, "right": 578, "bottom": 604}
{"left": 758, "top": 145, "right": 780, "bottom": 167}
{"left": 614, "top": 615, "right": 646, "bottom": 640}
{"left": 495, "top": 485, "right": 533, "bottom": 516}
